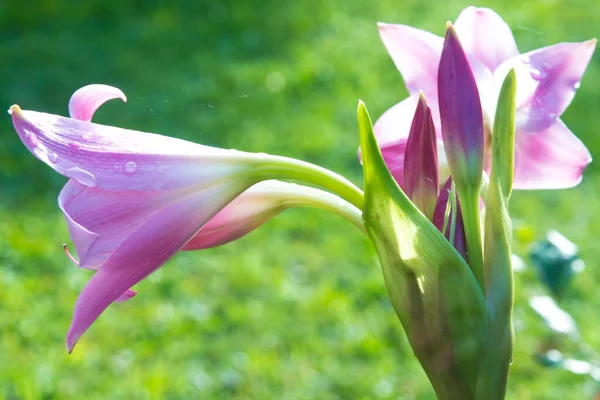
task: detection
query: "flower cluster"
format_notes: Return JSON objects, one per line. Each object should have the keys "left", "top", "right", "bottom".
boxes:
{"left": 10, "top": 6, "right": 594, "bottom": 399}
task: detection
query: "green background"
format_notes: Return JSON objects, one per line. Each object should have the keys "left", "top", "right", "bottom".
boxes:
{"left": 1, "top": 0, "right": 599, "bottom": 398}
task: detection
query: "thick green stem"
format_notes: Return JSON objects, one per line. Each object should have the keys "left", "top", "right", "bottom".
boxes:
{"left": 284, "top": 194, "right": 366, "bottom": 234}
{"left": 458, "top": 186, "right": 485, "bottom": 293}
{"left": 252, "top": 155, "right": 365, "bottom": 210}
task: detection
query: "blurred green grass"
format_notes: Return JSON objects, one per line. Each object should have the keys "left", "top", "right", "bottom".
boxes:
{"left": 1, "top": 0, "right": 599, "bottom": 398}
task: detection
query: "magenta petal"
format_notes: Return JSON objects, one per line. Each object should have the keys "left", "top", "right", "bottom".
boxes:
{"left": 58, "top": 180, "right": 184, "bottom": 268}
{"left": 11, "top": 106, "right": 251, "bottom": 191}
{"left": 183, "top": 181, "right": 290, "bottom": 250}
{"left": 502, "top": 40, "right": 596, "bottom": 133}
{"left": 403, "top": 94, "right": 438, "bottom": 218}
{"left": 66, "top": 183, "right": 243, "bottom": 352}
{"left": 379, "top": 140, "right": 408, "bottom": 189}
{"left": 378, "top": 22, "right": 443, "bottom": 96}
{"left": 513, "top": 120, "right": 591, "bottom": 189}
{"left": 454, "top": 7, "right": 519, "bottom": 72}
{"left": 68, "top": 84, "right": 127, "bottom": 122}
{"left": 438, "top": 25, "right": 484, "bottom": 186}
{"left": 432, "top": 177, "right": 466, "bottom": 260}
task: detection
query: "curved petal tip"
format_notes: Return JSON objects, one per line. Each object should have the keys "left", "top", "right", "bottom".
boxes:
{"left": 68, "top": 84, "right": 127, "bottom": 122}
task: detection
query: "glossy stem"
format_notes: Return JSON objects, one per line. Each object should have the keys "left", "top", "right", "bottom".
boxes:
{"left": 253, "top": 155, "right": 365, "bottom": 210}
{"left": 459, "top": 186, "right": 485, "bottom": 293}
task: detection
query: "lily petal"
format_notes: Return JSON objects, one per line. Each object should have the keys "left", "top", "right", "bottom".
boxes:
{"left": 58, "top": 180, "right": 189, "bottom": 268}
{"left": 379, "top": 140, "right": 408, "bottom": 189}
{"left": 377, "top": 22, "right": 443, "bottom": 96}
{"left": 10, "top": 105, "right": 253, "bottom": 191}
{"left": 454, "top": 7, "right": 519, "bottom": 72}
{"left": 184, "top": 180, "right": 364, "bottom": 250}
{"left": 513, "top": 120, "right": 591, "bottom": 189}
{"left": 68, "top": 84, "right": 127, "bottom": 122}
{"left": 66, "top": 182, "right": 244, "bottom": 352}
{"left": 498, "top": 40, "right": 596, "bottom": 133}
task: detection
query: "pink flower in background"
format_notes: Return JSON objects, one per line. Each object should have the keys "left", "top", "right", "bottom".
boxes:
{"left": 375, "top": 6, "right": 596, "bottom": 189}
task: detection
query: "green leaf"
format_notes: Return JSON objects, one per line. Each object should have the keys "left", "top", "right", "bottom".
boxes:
{"left": 476, "top": 69, "right": 517, "bottom": 399}
{"left": 358, "top": 101, "right": 487, "bottom": 399}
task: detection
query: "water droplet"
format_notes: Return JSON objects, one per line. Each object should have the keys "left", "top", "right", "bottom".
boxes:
{"left": 113, "top": 163, "right": 121, "bottom": 171}
{"left": 573, "top": 82, "right": 581, "bottom": 90}
{"left": 68, "top": 142, "right": 81, "bottom": 150}
{"left": 82, "top": 132, "right": 93, "bottom": 140}
{"left": 548, "top": 113, "right": 557, "bottom": 120}
{"left": 124, "top": 161, "right": 137, "bottom": 174}
{"left": 530, "top": 68, "right": 545, "bottom": 81}
{"left": 48, "top": 152, "right": 59, "bottom": 164}
{"left": 25, "top": 131, "right": 39, "bottom": 147}
{"left": 65, "top": 167, "right": 97, "bottom": 187}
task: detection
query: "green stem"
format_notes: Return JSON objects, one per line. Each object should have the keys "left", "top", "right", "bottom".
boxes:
{"left": 253, "top": 155, "right": 365, "bottom": 210}
{"left": 458, "top": 186, "right": 485, "bottom": 293}
{"left": 449, "top": 182, "right": 458, "bottom": 246}
{"left": 285, "top": 193, "right": 366, "bottom": 234}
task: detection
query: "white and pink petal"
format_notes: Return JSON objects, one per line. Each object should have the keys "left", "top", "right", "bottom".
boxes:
{"left": 65, "top": 182, "right": 245, "bottom": 352}
{"left": 513, "top": 120, "right": 591, "bottom": 189}
{"left": 454, "top": 7, "right": 519, "bottom": 72}
{"left": 496, "top": 40, "right": 596, "bottom": 133}
{"left": 377, "top": 22, "right": 443, "bottom": 96}
{"left": 10, "top": 106, "right": 254, "bottom": 191}
{"left": 68, "top": 84, "right": 127, "bottom": 122}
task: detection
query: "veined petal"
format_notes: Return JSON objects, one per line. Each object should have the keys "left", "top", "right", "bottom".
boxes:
{"left": 10, "top": 105, "right": 254, "bottom": 191}
{"left": 66, "top": 182, "right": 245, "bottom": 352}
{"left": 513, "top": 120, "right": 591, "bottom": 189}
{"left": 58, "top": 180, "right": 189, "bottom": 268}
{"left": 378, "top": 22, "right": 443, "bottom": 96}
{"left": 496, "top": 40, "right": 596, "bottom": 133}
{"left": 183, "top": 180, "right": 364, "bottom": 250}
{"left": 68, "top": 84, "right": 127, "bottom": 122}
{"left": 403, "top": 93, "right": 438, "bottom": 219}
{"left": 454, "top": 7, "right": 519, "bottom": 72}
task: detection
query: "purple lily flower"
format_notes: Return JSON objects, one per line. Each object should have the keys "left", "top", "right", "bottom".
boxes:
{"left": 375, "top": 6, "right": 595, "bottom": 189}
{"left": 11, "top": 84, "right": 363, "bottom": 352}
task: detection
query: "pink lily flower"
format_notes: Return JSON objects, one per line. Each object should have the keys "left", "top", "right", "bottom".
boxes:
{"left": 11, "top": 84, "right": 363, "bottom": 352}
{"left": 375, "top": 6, "right": 595, "bottom": 189}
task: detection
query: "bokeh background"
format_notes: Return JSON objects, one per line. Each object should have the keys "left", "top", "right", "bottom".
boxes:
{"left": 1, "top": 0, "right": 599, "bottom": 398}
